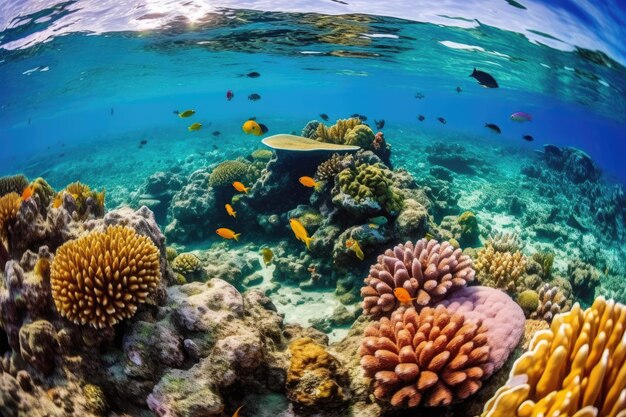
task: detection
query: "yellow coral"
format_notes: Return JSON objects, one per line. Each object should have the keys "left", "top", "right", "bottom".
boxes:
{"left": 171, "top": 253, "right": 201, "bottom": 277}
{"left": 316, "top": 118, "right": 362, "bottom": 144}
{"left": 50, "top": 226, "right": 160, "bottom": 328}
{"left": 482, "top": 297, "right": 626, "bottom": 417}
{"left": 475, "top": 243, "right": 526, "bottom": 292}
{"left": 0, "top": 192, "right": 21, "bottom": 242}
{"left": 55, "top": 181, "right": 105, "bottom": 218}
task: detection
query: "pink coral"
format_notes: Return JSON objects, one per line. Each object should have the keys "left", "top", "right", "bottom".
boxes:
{"left": 361, "top": 239, "right": 475, "bottom": 315}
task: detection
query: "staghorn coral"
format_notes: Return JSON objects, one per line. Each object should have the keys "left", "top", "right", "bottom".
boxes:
{"left": 171, "top": 253, "right": 203, "bottom": 281}
{"left": 208, "top": 160, "right": 250, "bottom": 187}
{"left": 316, "top": 153, "right": 353, "bottom": 181}
{"left": 316, "top": 118, "right": 362, "bottom": 144}
{"left": 530, "top": 283, "right": 572, "bottom": 322}
{"left": 359, "top": 304, "right": 492, "bottom": 407}
{"left": 486, "top": 231, "right": 523, "bottom": 253}
{"left": 361, "top": 239, "right": 475, "bottom": 315}
{"left": 482, "top": 297, "right": 626, "bottom": 417}
{"left": 475, "top": 244, "right": 526, "bottom": 293}
{"left": 0, "top": 175, "right": 28, "bottom": 197}
{"left": 50, "top": 225, "right": 161, "bottom": 328}
{"left": 286, "top": 337, "right": 350, "bottom": 408}
{"left": 344, "top": 124, "right": 375, "bottom": 148}
{"left": 250, "top": 149, "right": 273, "bottom": 162}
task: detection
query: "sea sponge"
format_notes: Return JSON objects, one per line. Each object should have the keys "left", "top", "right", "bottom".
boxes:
{"left": 171, "top": 253, "right": 202, "bottom": 279}
{"left": 50, "top": 225, "right": 161, "bottom": 328}
{"left": 316, "top": 118, "right": 362, "bottom": 144}
{"left": 530, "top": 283, "right": 571, "bottom": 322}
{"left": 298, "top": 212, "right": 323, "bottom": 229}
{"left": 344, "top": 124, "right": 375, "bottom": 148}
{"left": 0, "top": 174, "right": 28, "bottom": 197}
{"left": 361, "top": 239, "right": 475, "bottom": 315}
{"left": 316, "top": 153, "right": 353, "bottom": 181}
{"left": 250, "top": 149, "right": 274, "bottom": 162}
{"left": 336, "top": 162, "right": 404, "bottom": 214}
{"left": 359, "top": 305, "right": 492, "bottom": 407}
{"left": 481, "top": 297, "right": 626, "bottom": 417}
{"left": 517, "top": 289, "right": 540, "bottom": 315}
{"left": 475, "top": 244, "right": 526, "bottom": 292}
{"left": 486, "top": 232, "right": 523, "bottom": 253}
{"left": 287, "top": 337, "right": 349, "bottom": 407}
{"left": 208, "top": 160, "right": 250, "bottom": 187}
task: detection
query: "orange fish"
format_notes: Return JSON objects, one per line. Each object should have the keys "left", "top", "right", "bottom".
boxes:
{"left": 232, "top": 405, "right": 245, "bottom": 417}
{"left": 299, "top": 176, "right": 321, "bottom": 190}
{"left": 232, "top": 181, "right": 250, "bottom": 193}
{"left": 216, "top": 228, "right": 241, "bottom": 241}
{"left": 225, "top": 203, "right": 236, "bottom": 218}
{"left": 21, "top": 185, "right": 33, "bottom": 201}
{"left": 393, "top": 287, "right": 418, "bottom": 304}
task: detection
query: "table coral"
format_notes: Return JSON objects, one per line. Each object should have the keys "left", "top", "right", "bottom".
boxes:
{"left": 361, "top": 239, "right": 475, "bottom": 315}
{"left": 0, "top": 175, "right": 29, "bottom": 198}
{"left": 475, "top": 243, "right": 526, "bottom": 293}
{"left": 286, "top": 337, "right": 350, "bottom": 408}
{"left": 359, "top": 304, "right": 493, "bottom": 407}
{"left": 50, "top": 225, "right": 161, "bottom": 328}
{"left": 481, "top": 297, "right": 626, "bottom": 417}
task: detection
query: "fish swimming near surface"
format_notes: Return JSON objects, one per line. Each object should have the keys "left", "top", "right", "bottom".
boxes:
{"left": 456, "top": 86, "right": 462, "bottom": 93}
{"left": 188, "top": 123, "right": 202, "bottom": 132}
{"left": 232, "top": 181, "right": 250, "bottom": 193}
{"left": 177, "top": 109, "right": 196, "bottom": 118}
{"left": 212, "top": 131, "right": 221, "bottom": 137}
{"left": 414, "top": 92, "right": 425, "bottom": 99}
{"left": 289, "top": 218, "right": 314, "bottom": 250}
{"left": 246, "top": 72, "right": 260, "bottom": 78}
{"left": 511, "top": 112, "right": 532, "bottom": 122}
{"left": 485, "top": 123, "right": 501, "bottom": 134}
{"left": 260, "top": 248, "right": 273, "bottom": 266}
{"left": 346, "top": 238, "right": 364, "bottom": 261}
{"left": 319, "top": 113, "right": 329, "bottom": 121}
{"left": 248, "top": 93, "right": 261, "bottom": 101}
{"left": 299, "top": 176, "right": 321, "bottom": 190}
{"left": 216, "top": 228, "right": 240, "bottom": 241}
{"left": 21, "top": 186, "right": 33, "bottom": 201}
{"left": 242, "top": 119, "right": 269, "bottom": 136}
{"left": 437, "top": 117, "right": 447, "bottom": 124}
{"left": 417, "top": 115, "right": 425, "bottom": 122}
{"left": 523, "top": 135, "right": 534, "bottom": 142}
{"left": 375, "top": 119, "right": 385, "bottom": 129}
{"left": 470, "top": 68, "right": 499, "bottom": 88}
{"left": 226, "top": 90, "right": 234, "bottom": 101}
{"left": 394, "top": 287, "right": 418, "bottom": 304}
{"left": 225, "top": 203, "right": 236, "bottom": 218}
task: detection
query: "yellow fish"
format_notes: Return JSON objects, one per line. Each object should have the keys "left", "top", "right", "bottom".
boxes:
{"left": 299, "top": 176, "right": 321, "bottom": 190}
{"left": 216, "top": 228, "right": 240, "bottom": 241}
{"left": 178, "top": 109, "right": 195, "bottom": 118}
{"left": 289, "top": 218, "right": 313, "bottom": 250}
{"left": 260, "top": 247, "right": 273, "bottom": 266}
{"left": 346, "top": 238, "right": 364, "bottom": 261}
{"left": 188, "top": 123, "right": 202, "bottom": 132}
{"left": 232, "top": 181, "right": 250, "bottom": 193}
{"left": 242, "top": 120, "right": 269, "bottom": 136}
{"left": 225, "top": 203, "right": 236, "bottom": 218}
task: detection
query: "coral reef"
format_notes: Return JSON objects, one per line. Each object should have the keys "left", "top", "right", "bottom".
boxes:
{"left": 481, "top": 298, "right": 626, "bottom": 417}
{"left": 475, "top": 244, "right": 526, "bottom": 293}
{"left": 316, "top": 153, "right": 353, "bottom": 182}
{"left": 0, "top": 175, "right": 29, "bottom": 197}
{"left": 208, "top": 160, "right": 251, "bottom": 187}
{"left": 361, "top": 239, "right": 475, "bottom": 315}
{"left": 57, "top": 181, "right": 105, "bottom": 219}
{"left": 50, "top": 225, "right": 161, "bottom": 328}
{"left": 316, "top": 118, "right": 362, "bottom": 143}
{"left": 531, "top": 251, "right": 554, "bottom": 280}
{"left": 486, "top": 232, "right": 523, "bottom": 253}
{"left": 301, "top": 120, "right": 321, "bottom": 138}
{"left": 529, "top": 283, "right": 571, "bottom": 322}
{"left": 344, "top": 124, "right": 375, "bottom": 147}
{"left": 286, "top": 337, "right": 350, "bottom": 408}
{"left": 426, "top": 143, "right": 480, "bottom": 175}
{"left": 517, "top": 289, "right": 539, "bottom": 316}
{"left": 0, "top": 193, "right": 20, "bottom": 244}
{"left": 171, "top": 252, "right": 204, "bottom": 282}
{"left": 567, "top": 259, "right": 601, "bottom": 306}
{"left": 250, "top": 148, "right": 274, "bottom": 162}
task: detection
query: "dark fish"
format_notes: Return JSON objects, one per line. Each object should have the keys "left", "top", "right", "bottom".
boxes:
{"left": 173, "top": 110, "right": 179, "bottom": 115}
{"left": 28, "top": 118, "right": 31, "bottom": 125}
{"left": 357, "top": 114, "right": 367, "bottom": 121}
{"left": 248, "top": 93, "right": 261, "bottom": 101}
{"left": 456, "top": 86, "right": 462, "bottom": 93}
{"left": 415, "top": 92, "right": 425, "bottom": 99}
{"left": 523, "top": 135, "right": 534, "bottom": 142}
{"left": 330, "top": 0, "right": 348, "bottom": 4}
{"left": 212, "top": 131, "right": 221, "bottom": 137}
{"left": 470, "top": 68, "right": 499, "bottom": 88}
{"left": 212, "top": 144, "right": 218, "bottom": 150}
{"left": 246, "top": 72, "right": 260, "bottom": 78}
{"left": 110, "top": 108, "right": 114, "bottom": 115}
{"left": 226, "top": 90, "right": 234, "bottom": 101}
{"left": 485, "top": 123, "right": 501, "bottom": 134}
{"left": 259, "top": 123, "right": 269, "bottom": 134}
{"left": 375, "top": 119, "right": 385, "bottom": 129}
{"left": 417, "top": 115, "right": 425, "bottom": 122}
{"left": 320, "top": 113, "right": 329, "bottom": 121}
{"left": 437, "top": 117, "right": 446, "bottom": 124}
{"left": 140, "top": 139, "right": 148, "bottom": 145}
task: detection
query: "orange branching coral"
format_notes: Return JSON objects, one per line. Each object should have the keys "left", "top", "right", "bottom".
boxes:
{"left": 475, "top": 243, "right": 526, "bottom": 292}
{"left": 361, "top": 239, "right": 475, "bottom": 315}
{"left": 0, "top": 192, "right": 21, "bottom": 242}
{"left": 359, "top": 305, "right": 492, "bottom": 407}
{"left": 482, "top": 297, "right": 626, "bottom": 417}
{"left": 50, "top": 225, "right": 160, "bottom": 328}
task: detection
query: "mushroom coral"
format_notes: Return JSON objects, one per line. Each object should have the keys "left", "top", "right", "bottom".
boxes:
{"left": 50, "top": 225, "right": 160, "bottom": 328}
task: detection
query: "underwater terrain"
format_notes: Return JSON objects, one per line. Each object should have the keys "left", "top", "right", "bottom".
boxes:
{"left": 1, "top": 1, "right": 626, "bottom": 416}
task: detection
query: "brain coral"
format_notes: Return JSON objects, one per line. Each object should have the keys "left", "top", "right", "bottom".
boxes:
{"left": 475, "top": 243, "right": 526, "bottom": 292}
{"left": 50, "top": 225, "right": 160, "bottom": 328}
{"left": 359, "top": 304, "right": 492, "bottom": 407}
{"left": 316, "top": 118, "right": 362, "bottom": 144}
{"left": 361, "top": 239, "right": 475, "bottom": 315}
{"left": 336, "top": 162, "right": 403, "bottom": 214}
{"left": 208, "top": 160, "right": 250, "bottom": 187}
{"left": 482, "top": 297, "right": 626, "bottom": 417}
{"left": 344, "top": 124, "right": 375, "bottom": 148}
{"left": 0, "top": 175, "right": 29, "bottom": 197}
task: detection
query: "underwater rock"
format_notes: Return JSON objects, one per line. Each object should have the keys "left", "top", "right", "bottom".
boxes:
{"left": 426, "top": 142, "right": 480, "bottom": 175}
{"left": 542, "top": 144, "right": 601, "bottom": 184}
{"left": 132, "top": 171, "right": 184, "bottom": 224}
{"left": 18, "top": 320, "right": 59, "bottom": 376}
{"left": 393, "top": 198, "right": 430, "bottom": 241}
{"left": 196, "top": 243, "right": 260, "bottom": 289}
{"left": 566, "top": 259, "right": 601, "bottom": 306}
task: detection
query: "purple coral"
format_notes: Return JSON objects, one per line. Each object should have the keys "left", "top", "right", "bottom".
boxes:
{"left": 361, "top": 239, "right": 475, "bottom": 315}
